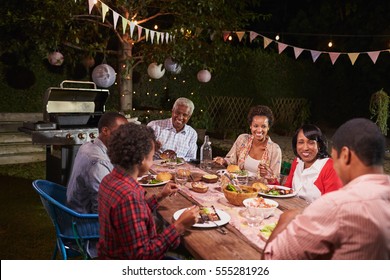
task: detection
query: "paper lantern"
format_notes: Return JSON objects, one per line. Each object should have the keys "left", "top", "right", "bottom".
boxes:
{"left": 164, "top": 57, "right": 181, "bottom": 73}
{"left": 197, "top": 69, "right": 211, "bottom": 83}
{"left": 171, "top": 65, "right": 182, "bottom": 74}
{"left": 92, "top": 64, "right": 116, "bottom": 88}
{"left": 47, "top": 51, "right": 64, "bottom": 66}
{"left": 82, "top": 56, "right": 95, "bottom": 69}
{"left": 147, "top": 63, "right": 165, "bottom": 79}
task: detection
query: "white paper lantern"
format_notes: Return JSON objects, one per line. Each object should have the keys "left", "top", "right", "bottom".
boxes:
{"left": 197, "top": 69, "right": 211, "bottom": 83}
{"left": 171, "top": 64, "right": 182, "bottom": 74}
{"left": 164, "top": 57, "right": 180, "bottom": 73}
{"left": 48, "top": 51, "right": 64, "bottom": 66}
{"left": 92, "top": 64, "right": 116, "bottom": 88}
{"left": 147, "top": 62, "right": 165, "bottom": 79}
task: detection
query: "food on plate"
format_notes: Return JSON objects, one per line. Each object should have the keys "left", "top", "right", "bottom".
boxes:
{"left": 198, "top": 207, "right": 220, "bottom": 222}
{"left": 202, "top": 174, "right": 218, "bottom": 183}
{"left": 191, "top": 182, "right": 209, "bottom": 193}
{"left": 227, "top": 164, "right": 240, "bottom": 173}
{"left": 243, "top": 197, "right": 279, "bottom": 218}
{"left": 156, "top": 172, "right": 172, "bottom": 181}
{"left": 260, "top": 222, "right": 277, "bottom": 239}
{"left": 139, "top": 175, "right": 163, "bottom": 185}
{"left": 245, "top": 197, "right": 276, "bottom": 208}
{"left": 160, "top": 149, "right": 177, "bottom": 160}
{"left": 260, "top": 186, "right": 293, "bottom": 196}
{"left": 252, "top": 182, "right": 268, "bottom": 192}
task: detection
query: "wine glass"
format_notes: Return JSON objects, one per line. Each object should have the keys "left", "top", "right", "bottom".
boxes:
{"left": 175, "top": 168, "right": 190, "bottom": 188}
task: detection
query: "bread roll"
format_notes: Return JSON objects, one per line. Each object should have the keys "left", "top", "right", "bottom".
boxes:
{"left": 227, "top": 164, "right": 240, "bottom": 173}
{"left": 202, "top": 174, "right": 218, "bottom": 183}
{"left": 176, "top": 169, "right": 191, "bottom": 177}
{"left": 252, "top": 182, "right": 268, "bottom": 192}
{"left": 156, "top": 172, "right": 172, "bottom": 181}
{"left": 191, "top": 182, "right": 209, "bottom": 193}
{"left": 160, "top": 149, "right": 176, "bottom": 160}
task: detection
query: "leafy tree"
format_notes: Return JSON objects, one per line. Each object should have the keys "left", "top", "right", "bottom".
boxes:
{"left": 1, "top": 0, "right": 261, "bottom": 112}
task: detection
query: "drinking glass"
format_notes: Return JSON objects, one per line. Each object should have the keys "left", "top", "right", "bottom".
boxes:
{"left": 236, "top": 174, "right": 249, "bottom": 186}
{"left": 245, "top": 208, "right": 264, "bottom": 227}
{"left": 175, "top": 168, "right": 189, "bottom": 188}
{"left": 166, "top": 154, "right": 177, "bottom": 169}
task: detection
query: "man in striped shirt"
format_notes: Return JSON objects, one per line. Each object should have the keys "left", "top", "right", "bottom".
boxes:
{"left": 147, "top": 97, "right": 198, "bottom": 161}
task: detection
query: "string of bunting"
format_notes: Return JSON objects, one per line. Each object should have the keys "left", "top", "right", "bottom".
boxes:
{"left": 87, "top": 0, "right": 389, "bottom": 65}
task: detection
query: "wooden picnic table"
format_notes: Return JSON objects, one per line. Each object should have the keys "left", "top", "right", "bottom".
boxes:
{"left": 145, "top": 162, "right": 307, "bottom": 260}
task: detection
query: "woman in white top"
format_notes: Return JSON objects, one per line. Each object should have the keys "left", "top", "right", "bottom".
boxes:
{"left": 213, "top": 105, "right": 282, "bottom": 184}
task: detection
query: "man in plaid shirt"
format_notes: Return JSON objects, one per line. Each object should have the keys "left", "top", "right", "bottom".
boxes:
{"left": 147, "top": 97, "right": 198, "bottom": 161}
{"left": 98, "top": 123, "right": 199, "bottom": 259}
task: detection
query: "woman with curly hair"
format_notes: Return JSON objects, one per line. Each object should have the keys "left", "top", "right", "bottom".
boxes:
{"left": 284, "top": 124, "right": 342, "bottom": 203}
{"left": 97, "top": 123, "right": 199, "bottom": 259}
{"left": 213, "top": 105, "right": 282, "bottom": 184}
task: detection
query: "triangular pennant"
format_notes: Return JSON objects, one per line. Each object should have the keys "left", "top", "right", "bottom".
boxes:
{"left": 150, "top": 30, "right": 155, "bottom": 43}
{"left": 113, "top": 11, "right": 119, "bottom": 30}
{"left": 137, "top": 26, "right": 143, "bottom": 40}
{"left": 121, "top": 17, "right": 128, "bottom": 34}
{"left": 263, "top": 37, "right": 272, "bottom": 48}
{"left": 367, "top": 51, "right": 380, "bottom": 64}
{"left": 278, "top": 43, "right": 288, "bottom": 54}
{"left": 249, "top": 31, "right": 259, "bottom": 43}
{"left": 145, "top": 29, "right": 150, "bottom": 41}
{"left": 347, "top": 53, "right": 359, "bottom": 65}
{"left": 161, "top": 33, "right": 165, "bottom": 44}
{"left": 223, "top": 32, "right": 230, "bottom": 42}
{"left": 156, "top": 32, "right": 161, "bottom": 44}
{"left": 236, "top": 31, "right": 245, "bottom": 42}
{"left": 166, "top": 32, "right": 169, "bottom": 43}
{"left": 293, "top": 47, "right": 304, "bottom": 59}
{"left": 88, "top": 0, "right": 95, "bottom": 14}
{"left": 129, "top": 22, "right": 135, "bottom": 38}
{"left": 101, "top": 3, "right": 109, "bottom": 22}
{"left": 310, "top": 50, "right": 321, "bottom": 62}
{"left": 328, "top": 52, "right": 341, "bottom": 65}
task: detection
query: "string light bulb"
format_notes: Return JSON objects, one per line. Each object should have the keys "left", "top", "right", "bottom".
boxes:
{"left": 154, "top": 25, "right": 158, "bottom": 30}
{"left": 328, "top": 41, "right": 333, "bottom": 48}
{"left": 275, "top": 34, "right": 280, "bottom": 41}
{"left": 228, "top": 35, "right": 233, "bottom": 41}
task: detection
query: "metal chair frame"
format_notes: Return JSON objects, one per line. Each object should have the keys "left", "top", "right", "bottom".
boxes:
{"left": 32, "top": 179, "right": 99, "bottom": 260}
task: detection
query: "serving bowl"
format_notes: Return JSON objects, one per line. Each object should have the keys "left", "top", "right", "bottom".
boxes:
{"left": 243, "top": 197, "right": 278, "bottom": 218}
{"left": 222, "top": 185, "right": 258, "bottom": 206}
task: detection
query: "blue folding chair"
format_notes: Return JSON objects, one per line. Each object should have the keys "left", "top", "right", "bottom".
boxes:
{"left": 32, "top": 179, "right": 99, "bottom": 260}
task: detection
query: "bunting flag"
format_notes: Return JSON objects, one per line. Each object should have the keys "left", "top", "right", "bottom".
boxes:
{"left": 236, "top": 31, "right": 245, "bottom": 42}
{"left": 310, "top": 50, "right": 321, "bottom": 63}
{"left": 278, "top": 42, "right": 288, "bottom": 54}
{"left": 293, "top": 47, "right": 304, "bottom": 59}
{"left": 86, "top": 0, "right": 389, "bottom": 65}
{"left": 328, "top": 52, "right": 341, "bottom": 65}
{"left": 223, "top": 32, "right": 230, "bottom": 42}
{"left": 129, "top": 21, "right": 135, "bottom": 38}
{"left": 263, "top": 37, "right": 272, "bottom": 49}
{"left": 88, "top": 0, "right": 95, "bottom": 14}
{"left": 249, "top": 31, "right": 259, "bottom": 43}
{"left": 121, "top": 17, "right": 127, "bottom": 34}
{"left": 113, "top": 11, "right": 119, "bottom": 30}
{"left": 101, "top": 3, "right": 109, "bottom": 22}
{"left": 348, "top": 53, "right": 360, "bottom": 65}
{"left": 368, "top": 51, "right": 380, "bottom": 64}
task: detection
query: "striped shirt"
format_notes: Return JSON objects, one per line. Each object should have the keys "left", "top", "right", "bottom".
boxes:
{"left": 264, "top": 174, "right": 390, "bottom": 259}
{"left": 147, "top": 118, "right": 198, "bottom": 161}
{"left": 97, "top": 166, "right": 181, "bottom": 259}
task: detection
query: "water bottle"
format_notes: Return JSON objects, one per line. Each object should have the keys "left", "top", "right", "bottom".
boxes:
{"left": 200, "top": 135, "right": 212, "bottom": 170}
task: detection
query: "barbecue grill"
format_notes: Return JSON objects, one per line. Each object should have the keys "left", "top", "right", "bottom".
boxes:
{"left": 20, "top": 80, "right": 110, "bottom": 185}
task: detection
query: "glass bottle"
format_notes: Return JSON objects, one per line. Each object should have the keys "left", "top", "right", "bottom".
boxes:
{"left": 200, "top": 135, "right": 212, "bottom": 170}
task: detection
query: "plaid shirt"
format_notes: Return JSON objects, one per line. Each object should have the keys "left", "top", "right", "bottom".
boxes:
{"left": 147, "top": 118, "right": 198, "bottom": 161}
{"left": 97, "top": 166, "right": 180, "bottom": 259}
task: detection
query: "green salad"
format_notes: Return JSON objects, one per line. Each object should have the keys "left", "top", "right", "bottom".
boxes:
{"left": 260, "top": 223, "right": 277, "bottom": 238}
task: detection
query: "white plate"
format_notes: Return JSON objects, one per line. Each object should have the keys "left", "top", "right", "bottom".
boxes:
{"left": 137, "top": 175, "right": 170, "bottom": 187}
{"left": 154, "top": 159, "right": 185, "bottom": 167}
{"left": 173, "top": 208, "right": 231, "bottom": 228}
{"left": 216, "top": 169, "right": 256, "bottom": 178}
{"left": 259, "top": 185, "right": 297, "bottom": 198}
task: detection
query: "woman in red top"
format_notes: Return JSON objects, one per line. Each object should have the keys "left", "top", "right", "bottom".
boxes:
{"left": 284, "top": 124, "right": 342, "bottom": 203}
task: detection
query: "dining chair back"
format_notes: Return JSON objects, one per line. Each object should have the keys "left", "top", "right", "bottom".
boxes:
{"left": 32, "top": 179, "right": 99, "bottom": 260}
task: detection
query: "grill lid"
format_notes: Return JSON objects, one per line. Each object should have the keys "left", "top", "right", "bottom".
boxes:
{"left": 43, "top": 80, "right": 109, "bottom": 126}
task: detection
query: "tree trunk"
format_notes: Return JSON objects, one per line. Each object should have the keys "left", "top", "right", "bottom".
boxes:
{"left": 118, "top": 40, "right": 134, "bottom": 113}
